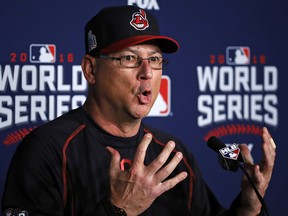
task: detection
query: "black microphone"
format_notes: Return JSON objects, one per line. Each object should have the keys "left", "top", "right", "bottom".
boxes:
{"left": 207, "top": 136, "right": 243, "bottom": 171}
{"left": 207, "top": 136, "right": 270, "bottom": 216}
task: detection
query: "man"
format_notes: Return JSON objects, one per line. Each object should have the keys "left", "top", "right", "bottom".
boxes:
{"left": 2, "top": 5, "right": 276, "bottom": 216}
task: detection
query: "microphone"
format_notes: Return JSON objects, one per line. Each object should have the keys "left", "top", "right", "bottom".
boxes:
{"left": 207, "top": 136, "right": 243, "bottom": 171}
{"left": 207, "top": 136, "right": 270, "bottom": 216}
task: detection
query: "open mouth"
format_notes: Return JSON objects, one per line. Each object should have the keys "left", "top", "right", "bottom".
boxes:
{"left": 138, "top": 89, "right": 152, "bottom": 104}
{"left": 142, "top": 90, "right": 151, "bottom": 96}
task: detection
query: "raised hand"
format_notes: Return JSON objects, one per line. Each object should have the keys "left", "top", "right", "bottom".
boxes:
{"left": 106, "top": 133, "right": 188, "bottom": 216}
{"left": 237, "top": 127, "right": 276, "bottom": 215}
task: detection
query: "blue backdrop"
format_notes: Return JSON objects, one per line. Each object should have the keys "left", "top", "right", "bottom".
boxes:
{"left": 1, "top": 0, "right": 287, "bottom": 215}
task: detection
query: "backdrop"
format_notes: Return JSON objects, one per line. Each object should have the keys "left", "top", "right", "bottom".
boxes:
{"left": 0, "top": 0, "right": 287, "bottom": 215}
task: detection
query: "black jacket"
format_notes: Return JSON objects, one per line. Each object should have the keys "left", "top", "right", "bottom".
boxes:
{"left": 2, "top": 107, "right": 241, "bottom": 216}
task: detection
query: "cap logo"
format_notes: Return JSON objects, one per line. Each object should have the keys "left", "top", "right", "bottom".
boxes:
{"left": 130, "top": 9, "right": 149, "bottom": 31}
{"left": 88, "top": 30, "right": 97, "bottom": 52}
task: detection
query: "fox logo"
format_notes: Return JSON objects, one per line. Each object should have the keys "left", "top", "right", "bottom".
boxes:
{"left": 130, "top": 9, "right": 149, "bottom": 30}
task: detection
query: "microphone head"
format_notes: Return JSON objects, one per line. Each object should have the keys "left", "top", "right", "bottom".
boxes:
{"left": 207, "top": 136, "right": 243, "bottom": 172}
{"left": 207, "top": 136, "right": 226, "bottom": 152}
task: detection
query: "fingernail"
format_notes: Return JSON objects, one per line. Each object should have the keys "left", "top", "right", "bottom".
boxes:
{"left": 182, "top": 172, "right": 188, "bottom": 179}
{"left": 270, "top": 138, "right": 276, "bottom": 149}
{"left": 176, "top": 152, "right": 183, "bottom": 159}
{"left": 146, "top": 133, "right": 152, "bottom": 139}
{"left": 169, "top": 141, "right": 175, "bottom": 148}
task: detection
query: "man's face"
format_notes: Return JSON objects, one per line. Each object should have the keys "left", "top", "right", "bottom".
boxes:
{"left": 92, "top": 44, "right": 163, "bottom": 121}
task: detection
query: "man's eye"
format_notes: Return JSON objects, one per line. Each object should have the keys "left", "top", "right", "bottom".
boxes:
{"left": 149, "top": 56, "right": 161, "bottom": 62}
{"left": 122, "top": 55, "right": 137, "bottom": 61}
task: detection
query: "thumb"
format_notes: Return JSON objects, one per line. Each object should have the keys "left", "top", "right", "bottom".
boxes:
{"left": 239, "top": 144, "right": 254, "bottom": 165}
{"left": 106, "top": 146, "right": 121, "bottom": 177}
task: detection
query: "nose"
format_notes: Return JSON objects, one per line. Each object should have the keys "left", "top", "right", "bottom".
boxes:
{"left": 138, "top": 59, "right": 153, "bottom": 80}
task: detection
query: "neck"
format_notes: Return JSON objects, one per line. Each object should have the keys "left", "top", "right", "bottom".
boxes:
{"left": 83, "top": 101, "right": 141, "bottom": 138}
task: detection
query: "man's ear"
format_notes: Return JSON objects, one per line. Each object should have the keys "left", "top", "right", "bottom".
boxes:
{"left": 81, "top": 55, "right": 95, "bottom": 84}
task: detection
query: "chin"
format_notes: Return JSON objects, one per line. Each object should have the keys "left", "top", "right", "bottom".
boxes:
{"left": 133, "top": 107, "right": 151, "bottom": 119}
{"left": 133, "top": 112, "right": 149, "bottom": 120}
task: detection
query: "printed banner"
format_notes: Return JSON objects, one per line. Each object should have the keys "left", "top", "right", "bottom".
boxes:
{"left": 0, "top": 0, "right": 287, "bottom": 215}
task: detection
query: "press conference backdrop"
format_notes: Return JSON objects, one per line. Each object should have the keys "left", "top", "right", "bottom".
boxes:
{"left": 0, "top": 0, "right": 287, "bottom": 215}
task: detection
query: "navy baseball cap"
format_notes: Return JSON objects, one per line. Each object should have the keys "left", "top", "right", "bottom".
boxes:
{"left": 85, "top": 5, "right": 179, "bottom": 55}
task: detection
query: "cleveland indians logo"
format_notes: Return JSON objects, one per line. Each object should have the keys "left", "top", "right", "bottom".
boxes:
{"left": 130, "top": 9, "right": 149, "bottom": 30}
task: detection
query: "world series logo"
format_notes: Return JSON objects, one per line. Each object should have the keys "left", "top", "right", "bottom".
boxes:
{"left": 196, "top": 46, "right": 279, "bottom": 142}
{"left": 0, "top": 44, "right": 86, "bottom": 146}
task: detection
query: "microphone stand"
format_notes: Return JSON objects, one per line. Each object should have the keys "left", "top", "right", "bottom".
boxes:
{"left": 217, "top": 149, "right": 270, "bottom": 216}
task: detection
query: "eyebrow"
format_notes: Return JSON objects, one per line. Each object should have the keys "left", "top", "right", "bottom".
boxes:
{"left": 121, "top": 46, "right": 162, "bottom": 56}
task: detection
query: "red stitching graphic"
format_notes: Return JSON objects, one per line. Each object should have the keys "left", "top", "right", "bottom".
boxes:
{"left": 204, "top": 124, "right": 262, "bottom": 142}
{"left": 3, "top": 127, "right": 36, "bottom": 146}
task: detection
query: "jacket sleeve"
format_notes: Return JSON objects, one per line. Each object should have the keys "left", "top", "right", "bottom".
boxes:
{"left": 81, "top": 196, "right": 117, "bottom": 216}
{"left": 2, "top": 132, "right": 65, "bottom": 216}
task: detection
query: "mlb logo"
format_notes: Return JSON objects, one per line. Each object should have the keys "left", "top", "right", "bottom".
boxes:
{"left": 30, "top": 44, "right": 56, "bottom": 63}
{"left": 219, "top": 144, "right": 240, "bottom": 160}
{"left": 226, "top": 46, "right": 250, "bottom": 65}
{"left": 148, "top": 75, "right": 171, "bottom": 117}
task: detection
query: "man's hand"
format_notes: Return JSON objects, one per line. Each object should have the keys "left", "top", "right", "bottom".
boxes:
{"left": 237, "top": 127, "right": 276, "bottom": 215}
{"left": 106, "top": 133, "right": 188, "bottom": 216}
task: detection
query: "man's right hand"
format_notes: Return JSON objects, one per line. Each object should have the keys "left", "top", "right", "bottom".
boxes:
{"left": 106, "top": 133, "right": 188, "bottom": 216}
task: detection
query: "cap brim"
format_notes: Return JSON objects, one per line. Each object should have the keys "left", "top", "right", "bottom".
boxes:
{"left": 99, "top": 35, "right": 179, "bottom": 54}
